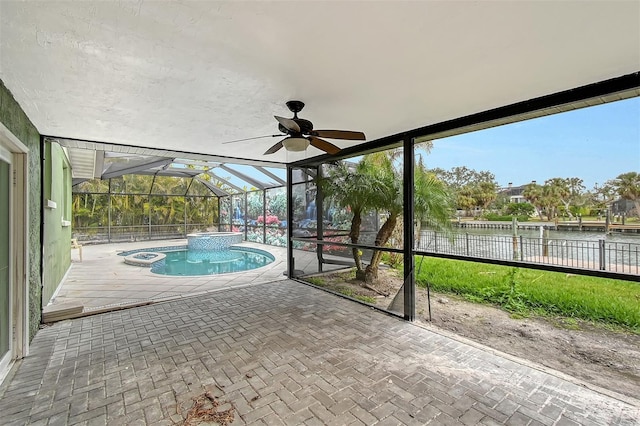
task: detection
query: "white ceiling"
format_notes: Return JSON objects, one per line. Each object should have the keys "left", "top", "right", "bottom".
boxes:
{"left": 1, "top": 1, "right": 639, "bottom": 164}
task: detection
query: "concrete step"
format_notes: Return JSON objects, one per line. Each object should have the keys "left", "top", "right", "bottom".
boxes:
{"left": 42, "top": 303, "right": 84, "bottom": 322}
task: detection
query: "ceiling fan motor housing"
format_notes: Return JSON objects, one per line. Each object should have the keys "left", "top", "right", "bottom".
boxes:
{"left": 286, "top": 100, "right": 305, "bottom": 114}
{"left": 279, "top": 119, "right": 313, "bottom": 135}
{"left": 281, "top": 101, "right": 314, "bottom": 134}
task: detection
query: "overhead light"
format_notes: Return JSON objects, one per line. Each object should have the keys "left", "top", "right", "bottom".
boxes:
{"left": 282, "top": 137, "right": 309, "bottom": 152}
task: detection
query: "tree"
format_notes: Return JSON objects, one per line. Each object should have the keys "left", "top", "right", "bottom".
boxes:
{"left": 363, "top": 152, "right": 452, "bottom": 283}
{"left": 545, "top": 177, "right": 585, "bottom": 219}
{"left": 432, "top": 166, "right": 497, "bottom": 214}
{"left": 523, "top": 183, "right": 545, "bottom": 220}
{"left": 608, "top": 172, "right": 640, "bottom": 217}
{"left": 319, "top": 161, "right": 382, "bottom": 276}
{"left": 319, "top": 149, "right": 453, "bottom": 284}
{"left": 505, "top": 202, "right": 535, "bottom": 217}
{"left": 472, "top": 181, "right": 499, "bottom": 212}
{"left": 588, "top": 181, "right": 616, "bottom": 212}
{"left": 413, "top": 159, "right": 454, "bottom": 238}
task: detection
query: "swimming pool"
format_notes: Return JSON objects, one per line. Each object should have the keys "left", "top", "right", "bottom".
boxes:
{"left": 118, "top": 245, "right": 275, "bottom": 276}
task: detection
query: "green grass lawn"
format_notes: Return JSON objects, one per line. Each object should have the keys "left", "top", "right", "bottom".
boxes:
{"left": 415, "top": 256, "right": 640, "bottom": 333}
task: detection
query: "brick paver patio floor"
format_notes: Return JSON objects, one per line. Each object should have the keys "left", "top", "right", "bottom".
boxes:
{"left": 1, "top": 280, "right": 638, "bottom": 425}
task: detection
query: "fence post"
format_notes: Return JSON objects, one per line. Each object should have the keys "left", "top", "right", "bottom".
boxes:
{"left": 539, "top": 226, "right": 544, "bottom": 258}
{"left": 519, "top": 235, "right": 524, "bottom": 261}
{"left": 465, "top": 233, "right": 469, "bottom": 256}
{"left": 512, "top": 217, "right": 518, "bottom": 260}
{"left": 434, "top": 231, "right": 438, "bottom": 253}
{"left": 599, "top": 239, "right": 606, "bottom": 270}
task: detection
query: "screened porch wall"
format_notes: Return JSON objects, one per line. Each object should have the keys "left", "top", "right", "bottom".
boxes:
{"left": 73, "top": 178, "right": 289, "bottom": 248}
{"left": 73, "top": 175, "right": 220, "bottom": 243}
{"left": 218, "top": 186, "right": 288, "bottom": 247}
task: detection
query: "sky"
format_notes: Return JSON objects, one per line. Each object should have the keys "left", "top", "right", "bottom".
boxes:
{"left": 424, "top": 97, "right": 640, "bottom": 189}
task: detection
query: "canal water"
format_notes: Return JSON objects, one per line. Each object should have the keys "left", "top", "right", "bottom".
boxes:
{"left": 454, "top": 226, "right": 640, "bottom": 244}
{"left": 418, "top": 226, "right": 640, "bottom": 274}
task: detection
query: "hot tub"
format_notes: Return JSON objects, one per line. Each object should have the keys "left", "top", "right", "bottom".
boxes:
{"left": 186, "top": 232, "right": 244, "bottom": 250}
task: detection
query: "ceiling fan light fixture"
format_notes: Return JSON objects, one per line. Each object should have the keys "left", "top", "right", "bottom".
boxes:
{"left": 282, "top": 137, "right": 309, "bottom": 152}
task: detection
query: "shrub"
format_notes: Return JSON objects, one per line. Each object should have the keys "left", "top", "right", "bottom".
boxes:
{"left": 257, "top": 215, "right": 280, "bottom": 225}
{"left": 483, "top": 213, "right": 529, "bottom": 222}
{"left": 505, "top": 202, "right": 535, "bottom": 217}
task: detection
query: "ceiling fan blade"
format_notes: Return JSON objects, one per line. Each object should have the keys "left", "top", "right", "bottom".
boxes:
{"left": 309, "top": 136, "right": 341, "bottom": 155}
{"left": 264, "top": 139, "right": 285, "bottom": 155}
{"left": 311, "top": 130, "right": 366, "bottom": 140}
{"left": 274, "top": 116, "right": 300, "bottom": 133}
{"left": 221, "top": 134, "right": 281, "bottom": 145}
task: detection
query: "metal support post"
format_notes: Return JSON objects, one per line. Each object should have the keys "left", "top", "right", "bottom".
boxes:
{"left": 108, "top": 192, "right": 112, "bottom": 243}
{"left": 316, "top": 166, "right": 324, "bottom": 272}
{"left": 263, "top": 190, "right": 267, "bottom": 243}
{"left": 244, "top": 192, "right": 248, "bottom": 241}
{"left": 217, "top": 197, "right": 221, "bottom": 231}
{"left": 286, "top": 167, "right": 294, "bottom": 278}
{"left": 403, "top": 138, "right": 415, "bottom": 321}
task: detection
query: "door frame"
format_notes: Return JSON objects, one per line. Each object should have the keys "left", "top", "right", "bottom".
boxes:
{"left": 0, "top": 123, "right": 29, "bottom": 384}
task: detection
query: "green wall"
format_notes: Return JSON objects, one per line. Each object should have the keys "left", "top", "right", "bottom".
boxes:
{"left": 42, "top": 142, "right": 72, "bottom": 304}
{"left": 0, "top": 80, "right": 42, "bottom": 340}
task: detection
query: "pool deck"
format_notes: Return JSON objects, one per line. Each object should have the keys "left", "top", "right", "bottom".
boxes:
{"left": 54, "top": 240, "right": 346, "bottom": 316}
{"left": 54, "top": 239, "right": 290, "bottom": 313}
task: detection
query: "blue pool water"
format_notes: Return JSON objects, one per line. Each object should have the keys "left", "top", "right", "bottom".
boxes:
{"left": 118, "top": 246, "right": 275, "bottom": 276}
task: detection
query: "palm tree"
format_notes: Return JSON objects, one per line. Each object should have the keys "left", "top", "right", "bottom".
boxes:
{"left": 414, "top": 162, "right": 453, "bottom": 237}
{"left": 361, "top": 152, "right": 453, "bottom": 283}
{"left": 320, "top": 149, "right": 453, "bottom": 284}
{"left": 359, "top": 152, "right": 403, "bottom": 283}
{"left": 318, "top": 161, "right": 381, "bottom": 276}
{"left": 610, "top": 172, "right": 640, "bottom": 217}
{"left": 523, "top": 183, "right": 545, "bottom": 220}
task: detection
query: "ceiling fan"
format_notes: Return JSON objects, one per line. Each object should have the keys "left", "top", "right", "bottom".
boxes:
{"left": 222, "top": 100, "right": 366, "bottom": 155}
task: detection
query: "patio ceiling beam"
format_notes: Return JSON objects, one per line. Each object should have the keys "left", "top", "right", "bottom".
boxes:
{"left": 47, "top": 136, "right": 287, "bottom": 168}
{"left": 134, "top": 168, "right": 203, "bottom": 178}
{"left": 172, "top": 159, "right": 221, "bottom": 169}
{"left": 217, "top": 164, "right": 267, "bottom": 190}
{"left": 254, "top": 166, "right": 286, "bottom": 186}
{"left": 101, "top": 156, "right": 173, "bottom": 179}
{"left": 194, "top": 177, "right": 230, "bottom": 197}
{"left": 205, "top": 171, "right": 245, "bottom": 193}
{"left": 93, "top": 150, "right": 105, "bottom": 179}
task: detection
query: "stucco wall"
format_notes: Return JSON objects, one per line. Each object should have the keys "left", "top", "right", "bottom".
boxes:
{"left": 0, "top": 80, "right": 42, "bottom": 340}
{"left": 42, "top": 142, "right": 72, "bottom": 304}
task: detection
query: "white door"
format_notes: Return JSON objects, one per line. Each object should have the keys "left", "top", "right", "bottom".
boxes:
{"left": 0, "top": 146, "right": 13, "bottom": 376}
{"left": 0, "top": 127, "right": 28, "bottom": 385}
